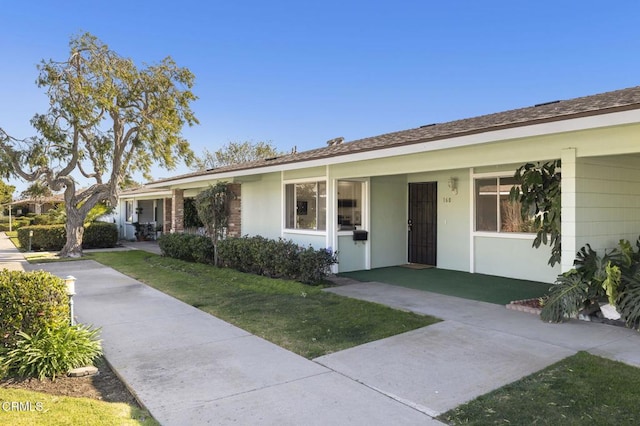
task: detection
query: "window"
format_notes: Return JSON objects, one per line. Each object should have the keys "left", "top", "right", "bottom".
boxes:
{"left": 337, "top": 181, "right": 363, "bottom": 230}
{"left": 125, "top": 200, "right": 134, "bottom": 223}
{"left": 475, "top": 177, "right": 533, "bottom": 233}
{"left": 285, "top": 182, "right": 326, "bottom": 230}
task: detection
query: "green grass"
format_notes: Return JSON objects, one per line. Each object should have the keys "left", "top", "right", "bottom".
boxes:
{"left": 340, "top": 266, "right": 551, "bottom": 305}
{"left": 0, "top": 387, "right": 157, "bottom": 426}
{"left": 439, "top": 351, "right": 640, "bottom": 425}
{"left": 5, "top": 231, "right": 20, "bottom": 250}
{"left": 87, "top": 251, "right": 440, "bottom": 358}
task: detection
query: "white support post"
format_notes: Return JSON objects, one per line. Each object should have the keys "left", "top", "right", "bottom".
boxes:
{"left": 561, "top": 148, "right": 577, "bottom": 273}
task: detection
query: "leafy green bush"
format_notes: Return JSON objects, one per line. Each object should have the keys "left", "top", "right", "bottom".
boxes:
{"left": 0, "top": 270, "right": 69, "bottom": 349}
{"left": 2, "top": 325, "right": 102, "bottom": 380}
{"left": 541, "top": 237, "right": 640, "bottom": 328}
{"left": 17, "top": 223, "right": 118, "bottom": 251}
{"left": 17, "top": 225, "right": 66, "bottom": 250}
{"left": 83, "top": 222, "right": 118, "bottom": 249}
{"left": 217, "top": 235, "right": 337, "bottom": 284}
{"left": 158, "top": 233, "right": 214, "bottom": 264}
{"left": 297, "top": 246, "right": 337, "bottom": 284}
{"left": 31, "top": 214, "right": 60, "bottom": 225}
{"left": 0, "top": 217, "right": 32, "bottom": 231}
{"left": 160, "top": 234, "right": 337, "bottom": 284}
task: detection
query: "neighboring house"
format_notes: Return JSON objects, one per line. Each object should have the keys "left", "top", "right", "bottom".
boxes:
{"left": 12, "top": 194, "right": 64, "bottom": 215}
{"left": 117, "top": 186, "right": 170, "bottom": 240}
{"left": 119, "top": 86, "right": 640, "bottom": 283}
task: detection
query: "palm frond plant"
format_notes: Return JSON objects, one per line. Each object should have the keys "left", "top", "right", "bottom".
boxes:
{"left": 617, "top": 278, "right": 640, "bottom": 330}
{"left": 542, "top": 237, "right": 640, "bottom": 326}
{"left": 540, "top": 270, "right": 591, "bottom": 322}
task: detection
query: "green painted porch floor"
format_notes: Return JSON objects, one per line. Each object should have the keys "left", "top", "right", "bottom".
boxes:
{"left": 338, "top": 266, "right": 551, "bottom": 305}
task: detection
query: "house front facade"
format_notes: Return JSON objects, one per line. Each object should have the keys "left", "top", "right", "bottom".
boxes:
{"left": 118, "top": 86, "right": 640, "bottom": 283}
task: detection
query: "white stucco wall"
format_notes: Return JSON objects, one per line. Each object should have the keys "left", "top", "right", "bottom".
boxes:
{"left": 370, "top": 175, "right": 407, "bottom": 269}
{"left": 337, "top": 235, "right": 367, "bottom": 272}
{"left": 241, "top": 173, "right": 282, "bottom": 239}
{"left": 474, "top": 236, "right": 560, "bottom": 283}
{"left": 281, "top": 232, "right": 326, "bottom": 248}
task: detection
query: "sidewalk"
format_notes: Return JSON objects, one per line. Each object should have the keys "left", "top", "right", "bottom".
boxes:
{"left": 0, "top": 233, "right": 28, "bottom": 271}
{"left": 4, "top": 233, "right": 640, "bottom": 424}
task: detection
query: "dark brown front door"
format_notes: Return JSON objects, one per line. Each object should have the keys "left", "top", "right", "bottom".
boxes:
{"left": 408, "top": 182, "right": 437, "bottom": 265}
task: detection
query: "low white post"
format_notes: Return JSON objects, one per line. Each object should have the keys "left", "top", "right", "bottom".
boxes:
{"left": 65, "top": 275, "right": 77, "bottom": 326}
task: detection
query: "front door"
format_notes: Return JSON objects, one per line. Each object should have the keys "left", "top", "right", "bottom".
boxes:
{"left": 408, "top": 182, "right": 437, "bottom": 265}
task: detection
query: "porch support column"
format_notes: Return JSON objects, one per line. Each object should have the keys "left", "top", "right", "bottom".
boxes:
{"left": 561, "top": 148, "right": 577, "bottom": 273}
{"left": 171, "top": 189, "right": 184, "bottom": 234}
{"left": 163, "top": 198, "right": 172, "bottom": 232}
{"left": 227, "top": 183, "right": 242, "bottom": 238}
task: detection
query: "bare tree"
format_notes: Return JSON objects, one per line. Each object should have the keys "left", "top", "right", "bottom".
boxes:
{"left": 192, "top": 141, "right": 282, "bottom": 170}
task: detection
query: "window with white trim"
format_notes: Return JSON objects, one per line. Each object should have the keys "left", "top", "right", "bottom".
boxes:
{"left": 475, "top": 177, "right": 534, "bottom": 233}
{"left": 285, "top": 182, "right": 326, "bottom": 230}
{"left": 337, "top": 180, "right": 363, "bottom": 230}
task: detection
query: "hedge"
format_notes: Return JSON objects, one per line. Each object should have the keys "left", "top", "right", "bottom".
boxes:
{"left": 159, "top": 233, "right": 337, "bottom": 284}
{"left": 0, "top": 270, "right": 70, "bottom": 349}
{"left": 218, "top": 236, "right": 337, "bottom": 284}
{"left": 157, "top": 233, "right": 214, "bottom": 264}
{"left": 83, "top": 222, "right": 119, "bottom": 249}
{"left": 0, "top": 218, "right": 32, "bottom": 231}
{"left": 17, "top": 222, "right": 118, "bottom": 251}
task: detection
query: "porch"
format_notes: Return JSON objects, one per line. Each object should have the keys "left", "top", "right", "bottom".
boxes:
{"left": 338, "top": 266, "right": 550, "bottom": 305}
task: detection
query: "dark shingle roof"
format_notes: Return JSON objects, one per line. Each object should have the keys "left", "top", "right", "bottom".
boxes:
{"left": 152, "top": 85, "right": 640, "bottom": 185}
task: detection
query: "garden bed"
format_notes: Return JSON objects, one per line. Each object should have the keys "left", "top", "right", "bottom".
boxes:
{"left": 506, "top": 297, "right": 543, "bottom": 315}
{"left": 506, "top": 298, "right": 628, "bottom": 328}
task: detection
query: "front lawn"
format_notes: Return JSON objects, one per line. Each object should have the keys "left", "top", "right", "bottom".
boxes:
{"left": 0, "top": 387, "right": 157, "bottom": 426}
{"left": 87, "top": 251, "right": 440, "bottom": 359}
{"left": 439, "top": 351, "right": 640, "bottom": 425}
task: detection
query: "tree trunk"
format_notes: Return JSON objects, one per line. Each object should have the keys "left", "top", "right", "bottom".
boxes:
{"left": 59, "top": 211, "right": 85, "bottom": 258}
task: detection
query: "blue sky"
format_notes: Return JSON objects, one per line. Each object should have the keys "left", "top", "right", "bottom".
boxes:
{"left": 1, "top": 1, "right": 639, "bottom": 192}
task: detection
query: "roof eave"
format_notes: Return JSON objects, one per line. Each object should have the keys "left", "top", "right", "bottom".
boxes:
{"left": 147, "top": 105, "right": 640, "bottom": 189}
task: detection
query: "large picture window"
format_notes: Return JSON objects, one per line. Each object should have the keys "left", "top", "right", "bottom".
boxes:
{"left": 337, "top": 180, "right": 363, "bottom": 230}
{"left": 475, "top": 177, "right": 534, "bottom": 233}
{"left": 285, "top": 182, "right": 326, "bottom": 231}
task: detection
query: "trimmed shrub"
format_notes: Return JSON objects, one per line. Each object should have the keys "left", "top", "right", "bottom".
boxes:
{"left": 298, "top": 246, "right": 338, "bottom": 284}
{"left": 0, "top": 217, "right": 32, "bottom": 231}
{"left": 2, "top": 325, "right": 102, "bottom": 380}
{"left": 0, "top": 270, "right": 70, "bottom": 349}
{"left": 17, "top": 223, "right": 118, "bottom": 251}
{"left": 83, "top": 222, "right": 118, "bottom": 249}
{"left": 159, "top": 234, "right": 337, "bottom": 284}
{"left": 18, "top": 225, "right": 66, "bottom": 250}
{"left": 217, "top": 235, "right": 337, "bottom": 284}
{"left": 158, "top": 233, "right": 214, "bottom": 264}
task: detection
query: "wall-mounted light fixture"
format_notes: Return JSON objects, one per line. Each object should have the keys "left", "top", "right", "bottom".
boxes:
{"left": 448, "top": 177, "right": 458, "bottom": 195}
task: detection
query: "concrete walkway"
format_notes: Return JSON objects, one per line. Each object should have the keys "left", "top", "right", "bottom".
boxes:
{"left": 3, "top": 233, "right": 640, "bottom": 424}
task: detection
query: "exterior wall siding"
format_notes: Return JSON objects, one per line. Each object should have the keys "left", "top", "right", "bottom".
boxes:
{"left": 474, "top": 236, "right": 560, "bottom": 283}
{"left": 370, "top": 175, "right": 407, "bottom": 269}
{"left": 337, "top": 235, "right": 367, "bottom": 272}
{"left": 281, "top": 232, "right": 326, "bottom": 248}
{"left": 575, "top": 156, "right": 640, "bottom": 253}
{"left": 241, "top": 173, "right": 282, "bottom": 239}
